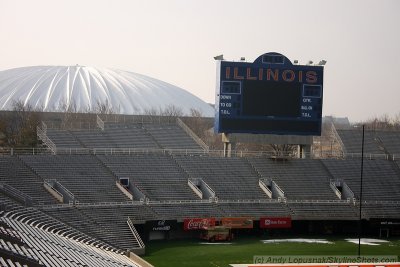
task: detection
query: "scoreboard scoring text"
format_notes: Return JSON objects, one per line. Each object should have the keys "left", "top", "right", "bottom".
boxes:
{"left": 214, "top": 52, "right": 324, "bottom": 136}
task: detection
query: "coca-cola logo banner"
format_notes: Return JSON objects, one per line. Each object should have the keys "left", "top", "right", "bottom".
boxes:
{"left": 260, "top": 217, "right": 291, "bottom": 229}
{"left": 183, "top": 218, "right": 216, "bottom": 230}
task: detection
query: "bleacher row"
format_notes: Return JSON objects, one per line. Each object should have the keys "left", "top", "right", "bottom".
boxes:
{"left": 1, "top": 153, "right": 399, "bottom": 217}
{"left": 45, "top": 122, "right": 201, "bottom": 150}
{"left": 0, "top": 192, "right": 364, "bottom": 252}
{"left": 47, "top": 125, "right": 400, "bottom": 156}
{"left": 336, "top": 129, "right": 400, "bottom": 155}
{"left": 0, "top": 122, "right": 399, "bottom": 260}
{"left": 3, "top": 153, "right": 400, "bottom": 202}
{"left": 0, "top": 206, "right": 140, "bottom": 267}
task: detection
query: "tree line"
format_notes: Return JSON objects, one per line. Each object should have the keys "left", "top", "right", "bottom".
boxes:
{"left": 1, "top": 99, "right": 399, "bottom": 150}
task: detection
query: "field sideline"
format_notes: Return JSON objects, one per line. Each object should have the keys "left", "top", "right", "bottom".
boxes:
{"left": 143, "top": 237, "right": 400, "bottom": 267}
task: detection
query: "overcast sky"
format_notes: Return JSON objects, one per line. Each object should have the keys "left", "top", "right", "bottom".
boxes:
{"left": 0, "top": 0, "right": 399, "bottom": 122}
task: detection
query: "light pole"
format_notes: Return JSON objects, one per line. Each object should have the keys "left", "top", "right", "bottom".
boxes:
{"left": 358, "top": 124, "right": 365, "bottom": 255}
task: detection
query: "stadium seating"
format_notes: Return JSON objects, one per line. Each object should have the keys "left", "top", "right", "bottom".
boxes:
{"left": 336, "top": 129, "right": 383, "bottom": 154}
{"left": 174, "top": 155, "right": 267, "bottom": 199}
{"left": 248, "top": 158, "right": 338, "bottom": 200}
{"left": 1, "top": 117, "right": 399, "bottom": 257}
{"left": 0, "top": 226, "right": 42, "bottom": 267}
{"left": 1, "top": 208, "right": 140, "bottom": 267}
{"left": 218, "top": 202, "right": 291, "bottom": 217}
{"left": 375, "top": 131, "right": 400, "bottom": 155}
{"left": 143, "top": 123, "right": 201, "bottom": 150}
{"left": 19, "top": 155, "right": 128, "bottom": 203}
{"left": 70, "top": 129, "right": 117, "bottom": 149}
{"left": 98, "top": 154, "right": 198, "bottom": 200}
{"left": 43, "top": 205, "right": 154, "bottom": 251}
{"left": 0, "top": 192, "right": 23, "bottom": 214}
{"left": 148, "top": 202, "right": 224, "bottom": 219}
{"left": 322, "top": 159, "right": 400, "bottom": 201}
{"left": 46, "top": 129, "right": 83, "bottom": 149}
{"left": 104, "top": 125, "right": 159, "bottom": 149}
{"left": 46, "top": 122, "right": 202, "bottom": 151}
{"left": 0, "top": 156, "right": 57, "bottom": 205}
{"left": 287, "top": 201, "right": 359, "bottom": 220}
{"left": 356, "top": 202, "right": 400, "bottom": 219}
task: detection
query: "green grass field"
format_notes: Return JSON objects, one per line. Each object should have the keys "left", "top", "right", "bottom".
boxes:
{"left": 143, "top": 237, "right": 400, "bottom": 267}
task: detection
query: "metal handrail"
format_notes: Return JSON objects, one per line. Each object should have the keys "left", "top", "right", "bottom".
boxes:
{"left": 127, "top": 217, "right": 145, "bottom": 249}
{"left": 1, "top": 145, "right": 396, "bottom": 160}
{"left": 37, "top": 125, "right": 56, "bottom": 154}
{"left": 96, "top": 115, "right": 105, "bottom": 131}
{"left": 176, "top": 118, "right": 209, "bottom": 151}
{"left": 331, "top": 123, "right": 346, "bottom": 154}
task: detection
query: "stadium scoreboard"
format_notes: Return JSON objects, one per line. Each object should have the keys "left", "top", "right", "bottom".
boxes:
{"left": 214, "top": 52, "right": 324, "bottom": 136}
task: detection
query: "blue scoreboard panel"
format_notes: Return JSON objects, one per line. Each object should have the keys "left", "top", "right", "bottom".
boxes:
{"left": 214, "top": 52, "right": 324, "bottom": 136}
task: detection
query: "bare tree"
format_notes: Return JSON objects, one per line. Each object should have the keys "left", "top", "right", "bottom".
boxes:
{"left": 190, "top": 108, "right": 202, "bottom": 118}
{"left": 393, "top": 112, "right": 400, "bottom": 129}
{"left": 58, "top": 99, "right": 78, "bottom": 129}
{"left": 143, "top": 107, "right": 159, "bottom": 116}
{"left": 269, "top": 144, "right": 297, "bottom": 158}
{"left": 0, "top": 112, "right": 10, "bottom": 147}
{"left": 57, "top": 98, "right": 78, "bottom": 114}
{"left": 205, "top": 132, "right": 224, "bottom": 150}
{"left": 0, "top": 100, "right": 42, "bottom": 147}
{"left": 142, "top": 107, "right": 160, "bottom": 123}
{"left": 95, "top": 99, "right": 115, "bottom": 114}
{"left": 161, "top": 104, "right": 183, "bottom": 117}
{"left": 182, "top": 108, "right": 210, "bottom": 139}
{"left": 142, "top": 105, "right": 184, "bottom": 123}
{"left": 365, "top": 114, "right": 394, "bottom": 130}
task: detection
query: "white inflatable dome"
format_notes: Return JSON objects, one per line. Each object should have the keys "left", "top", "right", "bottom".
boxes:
{"left": 0, "top": 65, "right": 214, "bottom": 117}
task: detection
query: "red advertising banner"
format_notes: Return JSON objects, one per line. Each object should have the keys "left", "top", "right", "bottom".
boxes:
{"left": 183, "top": 218, "right": 215, "bottom": 231}
{"left": 259, "top": 217, "right": 292, "bottom": 229}
{"left": 221, "top": 217, "right": 253, "bottom": 229}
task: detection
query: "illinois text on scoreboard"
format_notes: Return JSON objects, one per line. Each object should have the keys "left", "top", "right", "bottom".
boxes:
{"left": 215, "top": 52, "right": 324, "bottom": 136}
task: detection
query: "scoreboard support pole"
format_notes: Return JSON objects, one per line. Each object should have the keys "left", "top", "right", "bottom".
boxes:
{"left": 298, "top": 145, "right": 311, "bottom": 158}
{"left": 222, "top": 133, "right": 232, "bottom": 158}
{"left": 222, "top": 133, "right": 312, "bottom": 158}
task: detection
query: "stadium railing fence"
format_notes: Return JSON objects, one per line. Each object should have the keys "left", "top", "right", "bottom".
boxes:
{"left": 1, "top": 146, "right": 397, "bottom": 161}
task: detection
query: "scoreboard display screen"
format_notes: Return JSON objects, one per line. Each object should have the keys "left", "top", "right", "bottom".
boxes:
{"left": 214, "top": 52, "right": 324, "bottom": 135}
